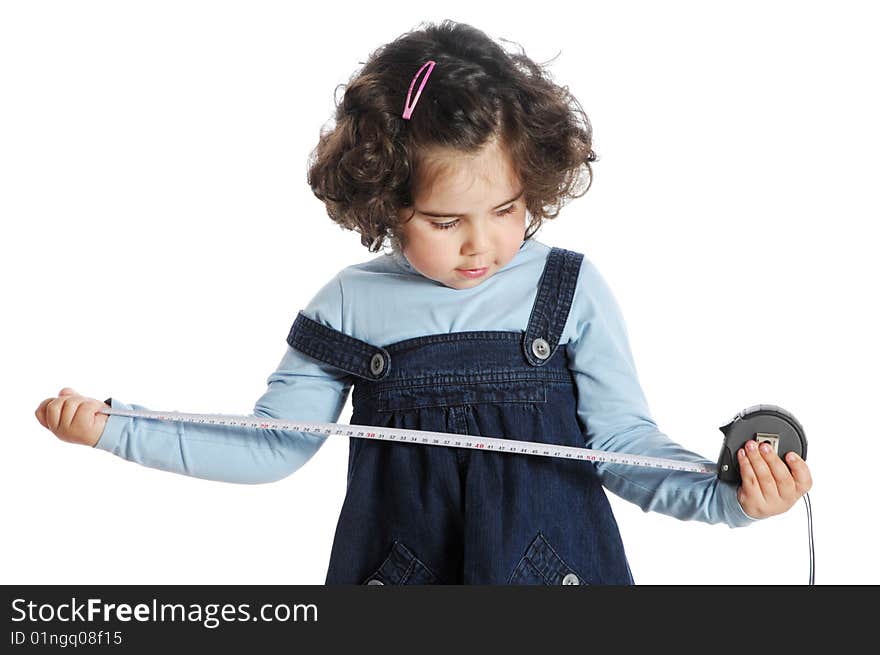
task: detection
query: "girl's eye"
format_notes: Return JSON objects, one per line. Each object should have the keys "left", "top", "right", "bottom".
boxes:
{"left": 431, "top": 204, "right": 518, "bottom": 231}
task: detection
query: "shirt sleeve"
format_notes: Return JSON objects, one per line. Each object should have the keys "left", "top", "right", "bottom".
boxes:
{"left": 93, "top": 273, "right": 353, "bottom": 484}
{"left": 566, "top": 258, "right": 760, "bottom": 528}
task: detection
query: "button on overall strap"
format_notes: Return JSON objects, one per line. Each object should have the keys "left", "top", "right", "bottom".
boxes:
{"left": 287, "top": 311, "right": 391, "bottom": 381}
{"left": 523, "top": 247, "right": 584, "bottom": 366}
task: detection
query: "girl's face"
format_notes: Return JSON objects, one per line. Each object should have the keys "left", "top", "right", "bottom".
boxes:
{"left": 396, "top": 140, "right": 527, "bottom": 290}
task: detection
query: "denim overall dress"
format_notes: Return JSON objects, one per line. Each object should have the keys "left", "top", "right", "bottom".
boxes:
{"left": 286, "top": 246, "right": 635, "bottom": 585}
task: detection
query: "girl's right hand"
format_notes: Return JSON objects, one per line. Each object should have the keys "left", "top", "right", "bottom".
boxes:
{"left": 35, "top": 388, "right": 109, "bottom": 448}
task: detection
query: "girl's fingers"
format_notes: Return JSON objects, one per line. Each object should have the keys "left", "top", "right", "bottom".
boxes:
{"left": 45, "top": 397, "right": 65, "bottom": 431}
{"left": 745, "top": 440, "right": 779, "bottom": 499}
{"left": 71, "top": 400, "right": 91, "bottom": 431}
{"left": 34, "top": 398, "right": 52, "bottom": 428}
{"left": 78, "top": 399, "right": 102, "bottom": 431}
{"left": 785, "top": 452, "right": 813, "bottom": 495}
{"left": 59, "top": 396, "right": 84, "bottom": 432}
{"left": 762, "top": 444, "right": 796, "bottom": 499}
{"left": 738, "top": 448, "right": 760, "bottom": 495}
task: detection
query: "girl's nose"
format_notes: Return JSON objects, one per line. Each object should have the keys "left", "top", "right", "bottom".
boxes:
{"left": 461, "top": 223, "right": 493, "bottom": 255}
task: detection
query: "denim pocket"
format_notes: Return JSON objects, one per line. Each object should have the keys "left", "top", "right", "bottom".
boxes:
{"left": 361, "top": 539, "right": 441, "bottom": 585}
{"left": 378, "top": 380, "right": 546, "bottom": 412}
{"left": 507, "top": 532, "right": 589, "bottom": 585}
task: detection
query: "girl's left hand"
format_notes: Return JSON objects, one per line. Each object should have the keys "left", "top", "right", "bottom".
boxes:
{"left": 736, "top": 439, "right": 813, "bottom": 520}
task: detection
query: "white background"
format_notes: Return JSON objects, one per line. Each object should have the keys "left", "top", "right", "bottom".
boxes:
{"left": 3, "top": 0, "right": 877, "bottom": 585}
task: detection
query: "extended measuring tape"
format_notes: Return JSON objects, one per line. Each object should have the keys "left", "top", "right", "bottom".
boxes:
{"left": 98, "top": 402, "right": 813, "bottom": 583}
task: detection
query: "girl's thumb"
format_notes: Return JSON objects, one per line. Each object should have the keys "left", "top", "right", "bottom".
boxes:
{"left": 59, "top": 388, "right": 77, "bottom": 396}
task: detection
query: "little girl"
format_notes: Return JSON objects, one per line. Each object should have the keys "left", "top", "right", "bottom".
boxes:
{"left": 35, "top": 20, "right": 811, "bottom": 585}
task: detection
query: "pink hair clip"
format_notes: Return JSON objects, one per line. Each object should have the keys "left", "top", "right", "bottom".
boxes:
{"left": 402, "top": 60, "right": 436, "bottom": 120}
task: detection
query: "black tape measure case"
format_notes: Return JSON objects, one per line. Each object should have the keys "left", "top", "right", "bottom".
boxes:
{"left": 717, "top": 404, "right": 808, "bottom": 483}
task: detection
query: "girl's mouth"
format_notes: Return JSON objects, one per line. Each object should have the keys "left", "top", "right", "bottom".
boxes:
{"left": 456, "top": 267, "right": 488, "bottom": 279}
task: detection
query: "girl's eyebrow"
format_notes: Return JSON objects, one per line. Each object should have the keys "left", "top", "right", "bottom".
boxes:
{"left": 417, "top": 189, "right": 524, "bottom": 218}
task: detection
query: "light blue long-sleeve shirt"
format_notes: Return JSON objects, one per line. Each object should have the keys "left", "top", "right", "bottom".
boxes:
{"left": 95, "top": 237, "right": 758, "bottom": 528}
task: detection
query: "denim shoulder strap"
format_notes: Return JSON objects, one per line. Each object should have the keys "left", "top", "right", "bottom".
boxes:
{"left": 286, "top": 311, "right": 391, "bottom": 381}
{"left": 522, "top": 246, "right": 584, "bottom": 367}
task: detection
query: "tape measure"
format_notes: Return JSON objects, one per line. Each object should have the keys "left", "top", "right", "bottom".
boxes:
{"left": 99, "top": 407, "right": 717, "bottom": 474}
{"left": 97, "top": 402, "right": 814, "bottom": 583}
{"left": 98, "top": 403, "right": 805, "bottom": 479}
{"left": 716, "top": 403, "right": 808, "bottom": 483}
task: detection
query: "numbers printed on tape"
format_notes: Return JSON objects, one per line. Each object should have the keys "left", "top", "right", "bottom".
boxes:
{"left": 99, "top": 408, "right": 716, "bottom": 475}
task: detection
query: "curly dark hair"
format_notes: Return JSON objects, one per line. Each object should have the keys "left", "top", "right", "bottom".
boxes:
{"left": 307, "top": 19, "right": 599, "bottom": 253}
